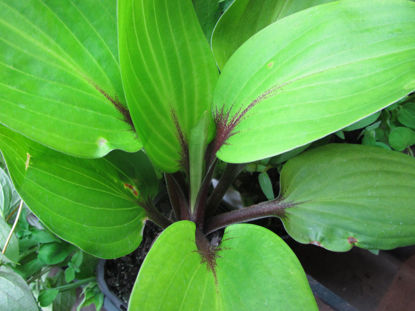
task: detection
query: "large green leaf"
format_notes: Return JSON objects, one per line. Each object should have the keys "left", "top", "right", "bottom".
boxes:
{"left": 279, "top": 144, "right": 415, "bottom": 252}
{"left": 119, "top": 0, "right": 219, "bottom": 172}
{"left": 214, "top": 0, "right": 415, "bottom": 164}
{"left": 0, "top": 125, "right": 146, "bottom": 258}
{"left": 0, "top": 266, "right": 38, "bottom": 311}
{"left": 212, "top": 0, "right": 333, "bottom": 68}
{"left": 129, "top": 221, "right": 316, "bottom": 311}
{"left": 0, "top": 0, "right": 141, "bottom": 158}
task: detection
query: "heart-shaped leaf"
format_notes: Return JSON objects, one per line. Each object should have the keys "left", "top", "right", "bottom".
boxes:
{"left": 118, "top": 0, "right": 218, "bottom": 172}
{"left": 397, "top": 101, "right": 415, "bottom": 129}
{"left": 0, "top": 0, "right": 141, "bottom": 158}
{"left": 0, "top": 125, "right": 146, "bottom": 258}
{"left": 212, "top": 0, "right": 333, "bottom": 68}
{"left": 279, "top": 144, "right": 415, "bottom": 251}
{"left": 389, "top": 127, "right": 415, "bottom": 151}
{"left": 129, "top": 221, "right": 316, "bottom": 311}
{"left": 214, "top": 0, "right": 415, "bottom": 164}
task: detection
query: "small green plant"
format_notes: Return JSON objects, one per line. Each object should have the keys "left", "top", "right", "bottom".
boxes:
{"left": 1, "top": 0, "right": 415, "bottom": 310}
{"left": 0, "top": 163, "right": 103, "bottom": 310}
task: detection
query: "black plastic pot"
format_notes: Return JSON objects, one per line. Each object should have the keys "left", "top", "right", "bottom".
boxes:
{"left": 97, "top": 260, "right": 128, "bottom": 311}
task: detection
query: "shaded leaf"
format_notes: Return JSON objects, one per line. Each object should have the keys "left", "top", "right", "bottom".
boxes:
{"left": 0, "top": 0, "right": 141, "bottom": 158}
{"left": 39, "top": 288, "right": 59, "bottom": 307}
{"left": 214, "top": 0, "right": 415, "bottom": 163}
{"left": 192, "top": 0, "right": 222, "bottom": 40}
{"left": 258, "top": 171, "right": 274, "bottom": 200}
{"left": 129, "top": 221, "right": 316, "bottom": 311}
{"left": 38, "top": 242, "right": 73, "bottom": 265}
{"left": 0, "top": 266, "right": 38, "bottom": 311}
{"left": 397, "top": 101, "right": 415, "bottom": 129}
{"left": 0, "top": 167, "right": 14, "bottom": 218}
{"left": 279, "top": 144, "right": 415, "bottom": 251}
{"left": 389, "top": 127, "right": 415, "bottom": 151}
{"left": 65, "top": 266, "right": 76, "bottom": 283}
{"left": 0, "top": 217, "right": 19, "bottom": 262}
{"left": 343, "top": 111, "right": 381, "bottom": 132}
{"left": 0, "top": 124, "right": 146, "bottom": 258}
{"left": 118, "top": 0, "right": 218, "bottom": 172}
{"left": 53, "top": 288, "right": 77, "bottom": 311}
{"left": 212, "top": 0, "right": 334, "bottom": 68}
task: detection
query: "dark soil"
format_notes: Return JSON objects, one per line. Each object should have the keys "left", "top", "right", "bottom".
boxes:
{"left": 104, "top": 221, "right": 162, "bottom": 306}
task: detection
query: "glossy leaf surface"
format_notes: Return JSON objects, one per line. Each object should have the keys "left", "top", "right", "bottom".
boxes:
{"left": 280, "top": 144, "right": 415, "bottom": 251}
{"left": 212, "top": 0, "right": 333, "bottom": 68}
{"left": 0, "top": 266, "right": 38, "bottom": 311}
{"left": 0, "top": 0, "right": 140, "bottom": 158}
{"left": 119, "top": 0, "right": 218, "bottom": 172}
{"left": 214, "top": 0, "right": 415, "bottom": 163}
{"left": 0, "top": 125, "right": 146, "bottom": 258}
{"left": 129, "top": 221, "right": 316, "bottom": 311}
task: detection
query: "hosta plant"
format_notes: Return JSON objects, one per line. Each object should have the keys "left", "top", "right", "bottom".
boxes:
{"left": 1, "top": 0, "right": 415, "bottom": 310}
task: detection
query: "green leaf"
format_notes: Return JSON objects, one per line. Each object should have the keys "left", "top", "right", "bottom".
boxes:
{"left": 129, "top": 221, "right": 316, "bottom": 311}
{"left": 39, "top": 288, "right": 59, "bottom": 307}
{"left": 258, "top": 171, "right": 274, "bottom": 200}
{"left": 118, "top": 0, "right": 218, "bottom": 172}
{"left": 397, "top": 101, "right": 415, "bottom": 129}
{"left": 389, "top": 127, "right": 415, "bottom": 151}
{"left": 0, "top": 0, "right": 141, "bottom": 158}
{"left": 270, "top": 144, "right": 310, "bottom": 165}
{"left": 38, "top": 242, "right": 73, "bottom": 265}
{"left": 214, "top": 0, "right": 415, "bottom": 164}
{"left": 343, "top": 111, "right": 381, "bottom": 132}
{"left": 279, "top": 144, "right": 415, "bottom": 251}
{"left": 77, "top": 283, "right": 103, "bottom": 311}
{"left": 212, "top": 0, "right": 334, "bottom": 68}
{"left": 0, "top": 125, "right": 146, "bottom": 258}
{"left": 0, "top": 217, "right": 19, "bottom": 262}
{"left": 14, "top": 258, "right": 44, "bottom": 280}
{"left": 53, "top": 288, "right": 77, "bottom": 311}
{"left": 192, "top": 0, "right": 222, "bottom": 40}
{"left": 189, "top": 112, "right": 211, "bottom": 210}
{"left": 70, "top": 250, "right": 83, "bottom": 270}
{"left": 105, "top": 150, "right": 160, "bottom": 200}
{"left": 0, "top": 266, "right": 38, "bottom": 311}
{"left": 65, "top": 266, "right": 76, "bottom": 283}
{"left": 0, "top": 166, "right": 14, "bottom": 218}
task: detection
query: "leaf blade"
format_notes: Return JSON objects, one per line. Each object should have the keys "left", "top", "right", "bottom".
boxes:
{"left": 0, "top": 0, "right": 141, "bottom": 158}
{"left": 212, "top": 0, "right": 334, "bottom": 68}
{"left": 280, "top": 144, "right": 415, "bottom": 251}
{"left": 118, "top": 0, "right": 218, "bottom": 172}
{"left": 0, "top": 125, "right": 146, "bottom": 258}
{"left": 128, "top": 221, "right": 316, "bottom": 311}
{"left": 214, "top": 0, "right": 415, "bottom": 163}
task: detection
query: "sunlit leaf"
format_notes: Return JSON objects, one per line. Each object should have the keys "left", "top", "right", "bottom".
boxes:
{"left": 119, "top": 0, "right": 218, "bottom": 172}
{"left": 0, "top": 0, "right": 141, "bottom": 158}
{"left": 129, "top": 221, "right": 316, "bottom": 311}
{"left": 0, "top": 125, "right": 146, "bottom": 258}
{"left": 214, "top": 0, "right": 415, "bottom": 163}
